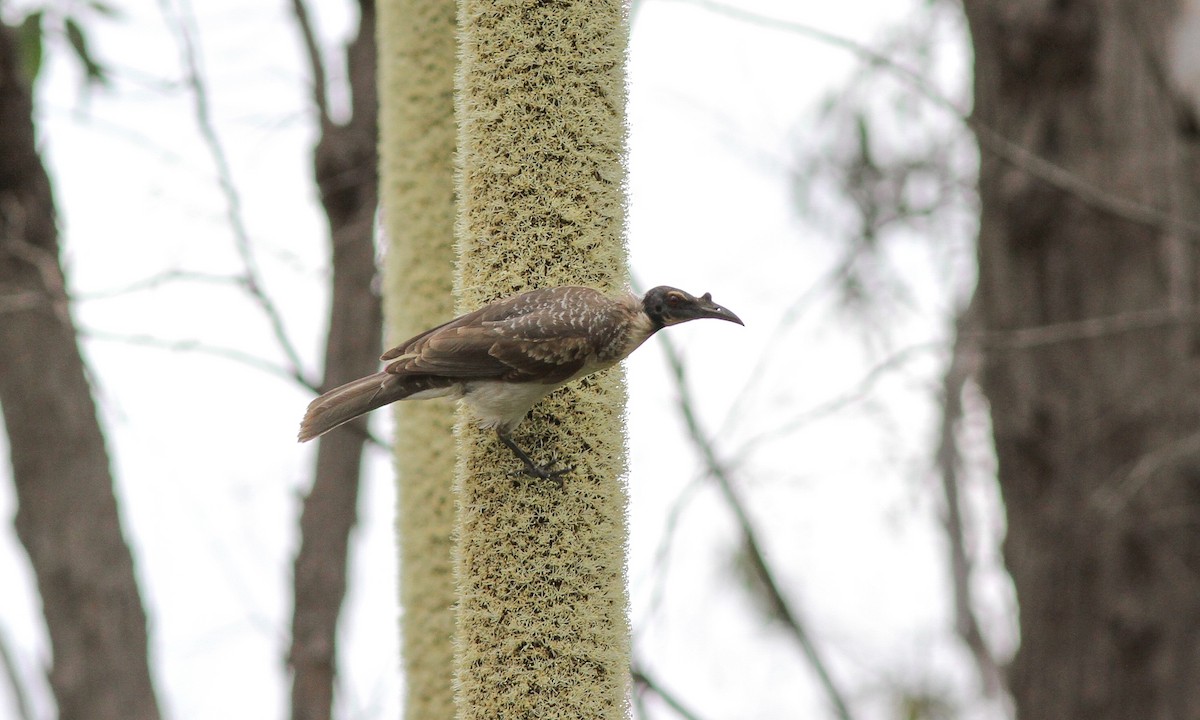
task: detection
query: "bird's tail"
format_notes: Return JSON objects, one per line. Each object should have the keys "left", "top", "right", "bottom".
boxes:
{"left": 298, "top": 371, "right": 404, "bottom": 442}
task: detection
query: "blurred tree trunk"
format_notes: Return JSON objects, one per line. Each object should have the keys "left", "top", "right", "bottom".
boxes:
{"left": 964, "top": 1, "right": 1200, "bottom": 718}
{"left": 287, "top": 1, "right": 380, "bottom": 718}
{"left": 0, "top": 21, "right": 161, "bottom": 720}
{"left": 376, "top": 0, "right": 459, "bottom": 717}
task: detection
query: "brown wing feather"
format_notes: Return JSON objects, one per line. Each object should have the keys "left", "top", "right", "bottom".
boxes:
{"left": 488, "top": 336, "right": 593, "bottom": 384}
{"left": 387, "top": 325, "right": 518, "bottom": 378}
{"left": 379, "top": 287, "right": 617, "bottom": 383}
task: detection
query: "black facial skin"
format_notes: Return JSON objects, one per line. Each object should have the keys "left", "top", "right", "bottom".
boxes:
{"left": 642, "top": 286, "right": 743, "bottom": 329}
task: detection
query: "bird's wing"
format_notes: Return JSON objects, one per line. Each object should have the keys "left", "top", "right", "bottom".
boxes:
{"left": 384, "top": 321, "right": 599, "bottom": 383}
{"left": 381, "top": 287, "right": 611, "bottom": 383}
{"left": 487, "top": 333, "right": 596, "bottom": 384}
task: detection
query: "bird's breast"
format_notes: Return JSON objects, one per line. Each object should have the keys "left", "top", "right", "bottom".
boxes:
{"left": 461, "top": 380, "right": 559, "bottom": 433}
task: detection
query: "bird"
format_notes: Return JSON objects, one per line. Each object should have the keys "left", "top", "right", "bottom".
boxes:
{"left": 298, "top": 285, "right": 743, "bottom": 480}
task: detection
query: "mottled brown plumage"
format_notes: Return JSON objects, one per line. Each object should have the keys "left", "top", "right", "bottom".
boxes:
{"left": 298, "top": 285, "right": 742, "bottom": 479}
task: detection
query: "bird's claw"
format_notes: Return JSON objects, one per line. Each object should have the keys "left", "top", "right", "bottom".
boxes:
{"left": 496, "top": 432, "right": 573, "bottom": 488}
{"left": 511, "top": 457, "right": 574, "bottom": 489}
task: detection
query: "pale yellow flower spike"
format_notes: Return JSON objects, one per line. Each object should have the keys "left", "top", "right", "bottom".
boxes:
{"left": 378, "top": 0, "right": 459, "bottom": 717}
{"left": 453, "top": 0, "right": 633, "bottom": 717}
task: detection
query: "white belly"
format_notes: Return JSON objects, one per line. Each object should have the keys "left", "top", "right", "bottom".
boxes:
{"left": 461, "top": 381, "right": 558, "bottom": 432}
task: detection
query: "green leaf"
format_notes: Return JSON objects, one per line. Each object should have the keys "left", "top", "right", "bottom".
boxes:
{"left": 64, "top": 15, "right": 110, "bottom": 87}
{"left": 16, "top": 11, "right": 44, "bottom": 83}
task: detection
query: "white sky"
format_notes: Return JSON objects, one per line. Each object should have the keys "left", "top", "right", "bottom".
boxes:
{"left": 0, "top": 1, "right": 1014, "bottom": 718}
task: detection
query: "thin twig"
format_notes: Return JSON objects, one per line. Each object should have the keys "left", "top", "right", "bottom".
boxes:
{"left": 935, "top": 297, "right": 1006, "bottom": 697}
{"left": 290, "top": 0, "right": 331, "bottom": 125}
{"left": 715, "top": 252, "right": 863, "bottom": 438}
{"left": 632, "top": 679, "right": 652, "bottom": 720}
{"left": 1093, "top": 429, "right": 1200, "bottom": 517}
{"left": 980, "top": 306, "right": 1200, "bottom": 350}
{"left": 3, "top": 233, "right": 70, "bottom": 324}
{"left": 84, "top": 326, "right": 388, "bottom": 449}
{"left": 76, "top": 269, "right": 242, "bottom": 300}
{"left": 157, "top": 0, "right": 313, "bottom": 384}
{"left": 0, "top": 626, "right": 34, "bottom": 720}
{"left": 662, "top": 0, "right": 1200, "bottom": 240}
{"left": 659, "top": 333, "right": 856, "bottom": 720}
{"left": 731, "top": 340, "right": 941, "bottom": 462}
{"left": 81, "top": 327, "right": 314, "bottom": 389}
{"left": 638, "top": 476, "right": 705, "bottom": 640}
{"left": 631, "top": 663, "right": 709, "bottom": 720}
{"left": 81, "top": 327, "right": 387, "bottom": 449}
{"left": 0, "top": 291, "right": 41, "bottom": 313}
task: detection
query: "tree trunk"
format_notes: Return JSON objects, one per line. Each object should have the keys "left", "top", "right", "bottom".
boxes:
{"left": 964, "top": 1, "right": 1200, "bottom": 718}
{"left": 288, "top": 2, "right": 381, "bottom": 718}
{"left": 376, "top": 0, "right": 459, "bottom": 717}
{"left": 0, "top": 21, "right": 161, "bottom": 720}
{"left": 452, "top": 0, "right": 632, "bottom": 717}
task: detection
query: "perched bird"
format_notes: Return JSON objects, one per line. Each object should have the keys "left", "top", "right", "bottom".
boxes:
{"left": 298, "top": 285, "right": 743, "bottom": 479}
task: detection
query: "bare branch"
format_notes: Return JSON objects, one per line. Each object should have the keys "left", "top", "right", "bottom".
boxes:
{"left": 1093, "top": 428, "right": 1200, "bottom": 518}
{"left": 2, "top": 231, "right": 70, "bottom": 323}
{"left": 289, "top": 0, "right": 331, "bottom": 126}
{"left": 76, "top": 269, "right": 242, "bottom": 300}
{"left": 0, "top": 291, "right": 41, "bottom": 313}
{"left": 980, "top": 306, "right": 1200, "bottom": 350}
{"left": 662, "top": 0, "right": 1200, "bottom": 240}
{"left": 732, "top": 340, "right": 941, "bottom": 462}
{"left": 658, "top": 333, "right": 856, "bottom": 720}
{"left": 0, "top": 626, "right": 34, "bottom": 720}
{"left": 80, "top": 327, "right": 387, "bottom": 449}
{"left": 715, "top": 254, "right": 869, "bottom": 437}
{"left": 631, "top": 663, "right": 709, "bottom": 720}
{"left": 82, "top": 326, "right": 313, "bottom": 388}
{"left": 935, "top": 297, "right": 1006, "bottom": 697}
{"left": 156, "top": 0, "right": 313, "bottom": 385}
{"left": 638, "top": 476, "right": 705, "bottom": 637}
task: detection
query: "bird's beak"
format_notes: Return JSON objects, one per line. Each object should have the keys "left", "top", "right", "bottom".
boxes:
{"left": 694, "top": 293, "right": 744, "bottom": 326}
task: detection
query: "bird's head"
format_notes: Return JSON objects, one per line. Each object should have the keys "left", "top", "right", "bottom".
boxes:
{"left": 642, "top": 286, "right": 744, "bottom": 329}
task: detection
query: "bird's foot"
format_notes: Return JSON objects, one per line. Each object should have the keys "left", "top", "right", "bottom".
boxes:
{"left": 512, "top": 456, "right": 574, "bottom": 488}
{"left": 497, "top": 431, "right": 573, "bottom": 489}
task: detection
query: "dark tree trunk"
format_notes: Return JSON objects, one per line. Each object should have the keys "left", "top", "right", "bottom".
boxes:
{"left": 287, "top": 1, "right": 380, "bottom": 718}
{"left": 0, "top": 22, "right": 161, "bottom": 720}
{"left": 964, "top": 1, "right": 1200, "bottom": 718}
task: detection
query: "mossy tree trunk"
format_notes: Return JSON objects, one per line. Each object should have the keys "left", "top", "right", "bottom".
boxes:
{"left": 452, "top": 0, "right": 632, "bottom": 717}
{"left": 376, "top": 0, "right": 459, "bottom": 718}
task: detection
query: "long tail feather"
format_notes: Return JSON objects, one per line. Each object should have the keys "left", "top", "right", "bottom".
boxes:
{"left": 298, "top": 372, "right": 403, "bottom": 442}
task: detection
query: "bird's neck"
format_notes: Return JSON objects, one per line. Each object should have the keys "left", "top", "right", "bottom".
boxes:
{"left": 624, "top": 308, "right": 661, "bottom": 353}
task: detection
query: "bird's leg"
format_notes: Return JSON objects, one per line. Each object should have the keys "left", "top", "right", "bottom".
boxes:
{"left": 496, "top": 429, "right": 573, "bottom": 486}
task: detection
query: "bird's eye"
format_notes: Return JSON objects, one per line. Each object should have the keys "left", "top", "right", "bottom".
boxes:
{"left": 666, "top": 292, "right": 684, "bottom": 306}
